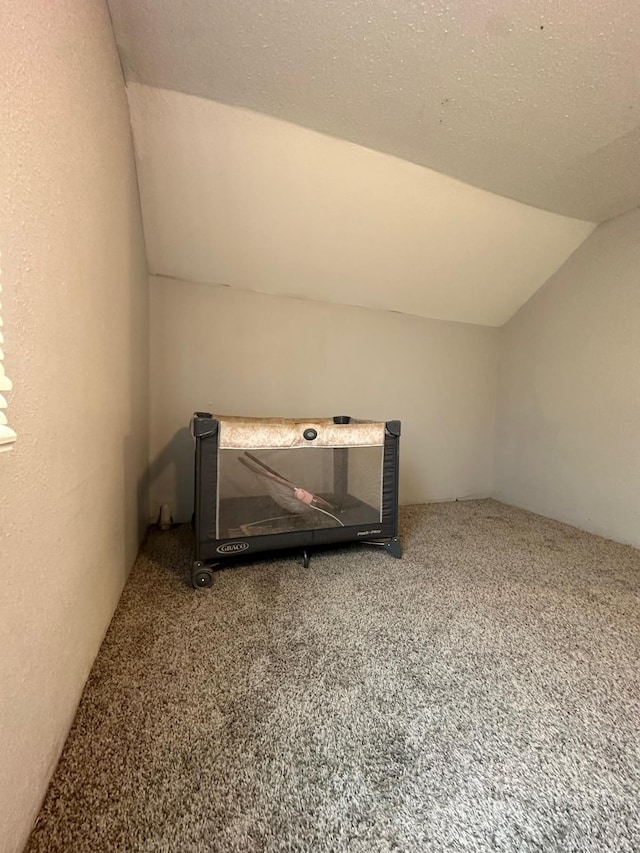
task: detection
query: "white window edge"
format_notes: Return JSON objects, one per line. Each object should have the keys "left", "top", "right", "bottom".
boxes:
{"left": 0, "top": 424, "right": 17, "bottom": 451}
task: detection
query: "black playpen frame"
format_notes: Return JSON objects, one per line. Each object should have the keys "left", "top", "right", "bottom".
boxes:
{"left": 190, "top": 413, "right": 401, "bottom": 588}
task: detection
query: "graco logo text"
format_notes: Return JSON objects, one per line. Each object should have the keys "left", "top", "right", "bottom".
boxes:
{"left": 216, "top": 541, "right": 250, "bottom": 554}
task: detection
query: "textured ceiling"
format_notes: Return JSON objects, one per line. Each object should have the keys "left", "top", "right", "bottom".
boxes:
{"left": 108, "top": 0, "right": 640, "bottom": 222}
{"left": 128, "top": 85, "right": 593, "bottom": 327}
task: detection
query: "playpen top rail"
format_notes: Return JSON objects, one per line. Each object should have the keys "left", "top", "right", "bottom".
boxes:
{"left": 215, "top": 417, "right": 387, "bottom": 449}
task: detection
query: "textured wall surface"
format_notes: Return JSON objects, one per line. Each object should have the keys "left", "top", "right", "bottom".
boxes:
{"left": 129, "top": 84, "right": 593, "bottom": 327}
{"left": 0, "top": 3, "right": 149, "bottom": 851}
{"left": 495, "top": 208, "right": 640, "bottom": 547}
{"left": 108, "top": 0, "right": 640, "bottom": 222}
{"left": 149, "top": 276, "right": 499, "bottom": 522}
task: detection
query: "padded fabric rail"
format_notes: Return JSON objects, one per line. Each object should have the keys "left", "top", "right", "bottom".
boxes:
{"left": 217, "top": 418, "right": 386, "bottom": 449}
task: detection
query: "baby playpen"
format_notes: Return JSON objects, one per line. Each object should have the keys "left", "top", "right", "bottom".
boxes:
{"left": 190, "top": 413, "right": 401, "bottom": 588}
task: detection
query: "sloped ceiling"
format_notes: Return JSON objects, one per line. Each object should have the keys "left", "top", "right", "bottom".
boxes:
{"left": 128, "top": 84, "right": 593, "bottom": 326}
{"left": 106, "top": 0, "right": 640, "bottom": 325}
{"left": 108, "top": 0, "right": 640, "bottom": 222}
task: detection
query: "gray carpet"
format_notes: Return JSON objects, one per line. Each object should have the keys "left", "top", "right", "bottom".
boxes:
{"left": 27, "top": 500, "right": 640, "bottom": 852}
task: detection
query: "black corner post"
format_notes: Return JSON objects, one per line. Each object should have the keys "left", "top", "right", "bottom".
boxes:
{"left": 191, "top": 412, "right": 219, "bottom": 588}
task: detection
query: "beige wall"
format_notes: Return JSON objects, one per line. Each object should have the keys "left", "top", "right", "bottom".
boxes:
{"left": 149, "top": 276, "right": 499, "bottom": 522}
{"left": 0, "top": 3, "right": 149, "bottom": 851}
{"left": 127, "top": 83, "right": 594, "bottom": 328}
{"left": 495, "top": 207, "right": 640, "bottom": 547}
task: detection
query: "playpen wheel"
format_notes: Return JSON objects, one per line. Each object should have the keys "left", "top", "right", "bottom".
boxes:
{"left": 301, "top": 549, "right": 310, "bottom": 569}
{"left": 193, "top": 569, "right": 213, "bottom": 589}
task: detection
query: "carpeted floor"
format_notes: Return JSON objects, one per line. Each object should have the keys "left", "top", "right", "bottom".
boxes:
{"left": 26, "top": 500, "right": 640, "bottom": 853}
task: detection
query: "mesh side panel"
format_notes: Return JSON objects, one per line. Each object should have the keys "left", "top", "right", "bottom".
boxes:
{"left": 216, "top": 446, "right": 383, "bottom": 539}
{"left": 348, "top": 445, "right": 384, "bottom": 511}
